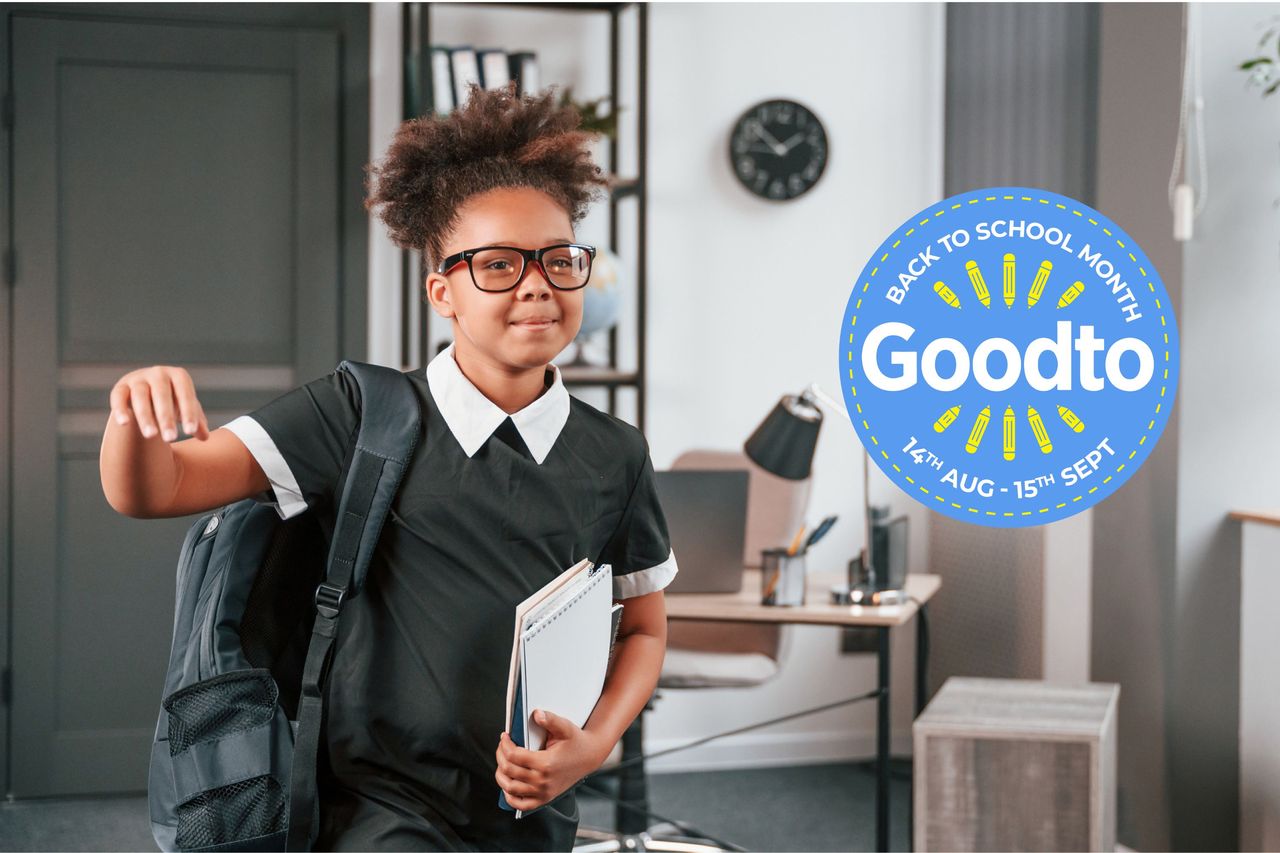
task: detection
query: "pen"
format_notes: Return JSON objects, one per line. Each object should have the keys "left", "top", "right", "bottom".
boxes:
{"left": 786, "top": 524, "right": 807, "bottom": 557}
{"left": 802, "top": 516, "right": 839, "bottom": 553}
{"left": 762, "top": 568, "right": 781, "bottom": 603}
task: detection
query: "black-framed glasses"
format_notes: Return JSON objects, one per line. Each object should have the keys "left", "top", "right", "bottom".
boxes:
{"left": 436, "top": 243, "right": 597, "bottom": 292}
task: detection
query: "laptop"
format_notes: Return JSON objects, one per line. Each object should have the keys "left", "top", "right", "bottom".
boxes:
{"left": 654, "top": 469, "right": 749, "bottom": 594}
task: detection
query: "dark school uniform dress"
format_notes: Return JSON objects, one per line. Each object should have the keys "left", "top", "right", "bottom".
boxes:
{"left": 223, "top": 343, "right": 679, "bottom": 851}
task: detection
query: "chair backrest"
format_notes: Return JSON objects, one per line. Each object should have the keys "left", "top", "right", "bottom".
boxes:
{"left": 664, "top": 449, "right": 810, "bottom": 664}
{"left": 670, "top": 449, "right": 810, "bottom": 567}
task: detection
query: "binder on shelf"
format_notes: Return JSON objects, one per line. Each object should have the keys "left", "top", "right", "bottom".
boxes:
{"left": 430, "top": 46, "right": 455, "bottom": 114}
{"left": 449, "top": 46, "right": 482, "bottom": 107}
{"left": 499, "top": 559, "right": 623, "bottom": 818}
{"left": 478, "top": 49, "right": 511, "bottom": 91}
{"left": 509, "top": 51, "right": 540, "bottom": 96}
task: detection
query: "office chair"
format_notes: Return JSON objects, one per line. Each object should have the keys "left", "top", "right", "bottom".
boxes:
{"left": 574, "top": 450, "right": 808, "bottom": 852}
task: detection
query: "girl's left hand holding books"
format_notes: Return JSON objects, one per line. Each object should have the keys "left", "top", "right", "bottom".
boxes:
{"left": 495, "top": 709, "right": 610, "bottom": 811}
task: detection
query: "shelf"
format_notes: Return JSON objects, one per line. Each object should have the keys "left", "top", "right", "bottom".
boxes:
{"left": 608, "top": 174, "right": 641, "bottom": 199}
{"left": 558, "top": 365, "right": 639, "bottom": 387}
{"left": 427, "top": 1, "right": 637, "bottom": 13}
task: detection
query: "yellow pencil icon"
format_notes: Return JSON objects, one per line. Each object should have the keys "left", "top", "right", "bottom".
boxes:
{"left": 934, "top": 405, "right": 961, "bottom": 433}
{"left": 965, "top": 406, "right": 991, "bottom": 454}
{"left": 1002, "top": 406, "right": 1016, "bottom": 460}
{"left": 965, "top": 260, "right": 990, "bottom": 307}
{"left": 1003, "top": 253, "right": 1016, "bottom": 307}
{"left": 1028, "top": 260, "right": 1052, "bottom": 307}
{"left": 1057, "top": 280, "right": 1085, "bottom": 308}
{"left": 933, "top": 280, "right": 961, "bottom": 308}
{"left": 1057, "top": 405, "right": 1086, "bottom": 433}
{"left": 1028, "top": 406, "right": 1052, "bottom": 453}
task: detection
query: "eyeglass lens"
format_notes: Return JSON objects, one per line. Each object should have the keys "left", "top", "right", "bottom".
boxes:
{"left": 470, "top": 246, "right": 591, "bottom": 291}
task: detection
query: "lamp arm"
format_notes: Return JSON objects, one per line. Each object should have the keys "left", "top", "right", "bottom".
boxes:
{"left": 800, "top": 384, "right": 874, "bottom": 567}
{"left": 801, "top": 383, "right": 846, "bottom": 417}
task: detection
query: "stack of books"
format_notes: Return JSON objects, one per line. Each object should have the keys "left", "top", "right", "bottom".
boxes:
{"left": 431, "top": 46, "right": 539, "bottom": 113}
{"left": 499, "top": 558, "right": 623, "bottom": 818}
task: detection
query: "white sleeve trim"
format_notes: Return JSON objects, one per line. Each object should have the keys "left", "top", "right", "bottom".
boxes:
{"left": 612, "top": 548, "right": 679, "bottom": 599}
{"left": 223, "top": 415, "right": 309, "bottom": 520}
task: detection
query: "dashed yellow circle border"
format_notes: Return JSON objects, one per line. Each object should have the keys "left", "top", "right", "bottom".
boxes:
{"left": 844, "top": 193, "right": 1173, "bottom": 519}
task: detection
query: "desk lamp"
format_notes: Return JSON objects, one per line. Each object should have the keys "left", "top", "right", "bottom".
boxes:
{"left": 744, "top": 384, "right": 908, "bottom": 607}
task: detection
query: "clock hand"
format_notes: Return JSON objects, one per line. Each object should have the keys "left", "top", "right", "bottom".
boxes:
{"left": 779, "top": 132, "right": 806, "bottom": 154}
{"left": 749, "top": 122, "right": 788, "bottom": 155}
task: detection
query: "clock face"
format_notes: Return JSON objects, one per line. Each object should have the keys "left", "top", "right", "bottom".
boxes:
{"left": 729, "top": 99, "right": 828, "bottom": 201}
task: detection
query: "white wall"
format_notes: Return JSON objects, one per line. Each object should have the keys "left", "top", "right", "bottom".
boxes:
{"left": 642, "top": 2, "right": 945, "bottom": 768}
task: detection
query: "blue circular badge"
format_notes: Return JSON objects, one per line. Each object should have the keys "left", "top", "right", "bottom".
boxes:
{"left": 839, "top": 187, "right": 1179, "bottom": 527}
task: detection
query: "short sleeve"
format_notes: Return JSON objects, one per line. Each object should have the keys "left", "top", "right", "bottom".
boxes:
{"left": 222, "top": 368, "right": 361, "bottom": 520}
{"left": 602, "top": 442, "right": 679, "bottom": 599}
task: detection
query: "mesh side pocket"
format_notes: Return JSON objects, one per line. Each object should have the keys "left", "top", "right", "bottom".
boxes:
{"left": 164, "top": 670, "right": 277, "bottom": 756}
{"left": 175, "top": 774, "right": 285, "bottom": 850}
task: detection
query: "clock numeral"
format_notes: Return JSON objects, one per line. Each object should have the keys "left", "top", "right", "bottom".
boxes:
{"left": 777, "top": 104, "right": 793, "bottom": 124}
{"left": 808, "top": 129, "right": 822, "bottom": 146}
{"left": 737, "top": 157, "right": 756, "bottom": 178}
{"left": 803, "top": 162, "right": 820, "bottom": 181}
{"left": 798, "top": 113, "right": 808, "bottom": 129}
{"left": 788, "top": 174, "right": 806, "bottom": 195}
{"left": 769, "top": 180, "right": 785, "bottom": 199}
{"left": 754, "top": 171, "right": 770, "bottom": 191}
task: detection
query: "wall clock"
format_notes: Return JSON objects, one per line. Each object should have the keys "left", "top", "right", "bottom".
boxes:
{"left": 728, "top": 98, "right": 828, "bottom": 201}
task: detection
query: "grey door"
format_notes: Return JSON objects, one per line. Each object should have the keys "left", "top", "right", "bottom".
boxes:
{"left": 8, "top": 12, "right": 346, "bottom": 796}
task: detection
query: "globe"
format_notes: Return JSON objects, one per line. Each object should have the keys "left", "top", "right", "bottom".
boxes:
{"left": 577, "top": 246, "right": 624, "bottom": 340}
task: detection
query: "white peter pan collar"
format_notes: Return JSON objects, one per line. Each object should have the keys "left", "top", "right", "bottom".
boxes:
{"left": 425, "top": 342, "right": 571, "bottom": 464}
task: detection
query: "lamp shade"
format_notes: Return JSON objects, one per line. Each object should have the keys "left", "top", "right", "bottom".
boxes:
{"left": 744, "top": 393, "right": 823, "bottom": 480}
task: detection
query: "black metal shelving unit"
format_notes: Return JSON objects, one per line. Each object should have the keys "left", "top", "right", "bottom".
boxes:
{"left": 403, "top": 2, "right": 649, "bottom": 432}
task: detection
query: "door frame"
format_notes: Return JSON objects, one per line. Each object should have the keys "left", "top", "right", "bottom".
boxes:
{"left": 0, "top": 1, "right": 370, "bottom": 798}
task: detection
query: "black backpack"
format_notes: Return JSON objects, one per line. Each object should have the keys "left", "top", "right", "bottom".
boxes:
{"left": 148, "top": 361, "right": 421, "bottom": 852}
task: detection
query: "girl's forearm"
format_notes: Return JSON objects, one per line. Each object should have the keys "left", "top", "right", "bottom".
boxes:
{"left": 99, "top": 415, "right": 181, "bottom": 518}
{"left": 581, "top": 629, "right": 666, "bottom": 761}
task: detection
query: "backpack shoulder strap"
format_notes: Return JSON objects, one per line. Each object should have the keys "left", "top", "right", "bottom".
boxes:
{"left": 287, "top": 360, "right": 420, "bottom": 852}
{"left": 325, "top": 360, "right": 421, "bottom": 599}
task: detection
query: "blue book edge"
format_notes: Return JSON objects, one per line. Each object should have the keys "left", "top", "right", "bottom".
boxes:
{"left": 498, "top": 668, "right": 525, "bottom": 813}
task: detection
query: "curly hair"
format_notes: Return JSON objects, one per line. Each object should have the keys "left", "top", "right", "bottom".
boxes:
{"left": 365, "top": 83, "right": 610, "bottom": 270}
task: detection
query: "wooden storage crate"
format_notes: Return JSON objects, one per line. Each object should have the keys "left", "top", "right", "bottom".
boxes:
{"left": 913, "top": 677, "right": 1119, "bottom": 852}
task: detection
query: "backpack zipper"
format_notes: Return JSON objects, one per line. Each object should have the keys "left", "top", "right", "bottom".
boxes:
{"left": 191, "top": 511, "right": 225, "bottom": 681}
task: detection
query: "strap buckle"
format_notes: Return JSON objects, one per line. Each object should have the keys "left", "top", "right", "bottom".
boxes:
{"left": 313, "top": 582, "right": 346, "bottom": 619}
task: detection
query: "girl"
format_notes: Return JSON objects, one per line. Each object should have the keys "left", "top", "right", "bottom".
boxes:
{"left": 100, "top": 85, "right": 676, "bottom": 851}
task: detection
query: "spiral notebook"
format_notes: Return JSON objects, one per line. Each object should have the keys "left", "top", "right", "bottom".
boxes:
{"left": 499, "top": 560, "right": 624, "bottom": 818}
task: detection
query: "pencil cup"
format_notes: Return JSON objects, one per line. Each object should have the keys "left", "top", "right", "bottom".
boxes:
{"left": 761, "top": 548, "right": 806, "bottom": 606}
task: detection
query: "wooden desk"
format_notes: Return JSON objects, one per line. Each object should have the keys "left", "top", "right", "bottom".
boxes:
{"left": 666, "top": 569, "right": 940, "bottom": 626}
{"left": 664, "top": 570, "right": 942, "bottom": 853}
